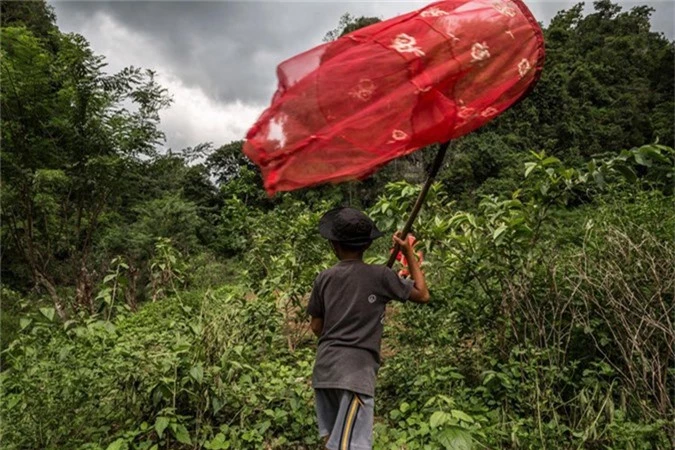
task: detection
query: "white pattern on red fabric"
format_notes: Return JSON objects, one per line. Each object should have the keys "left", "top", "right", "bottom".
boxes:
{"left": 458, "top": 106, "right": 476, "bottom": 120}
{"left": 492, "top": 0, "right": 517, "bottom": 17}
{"left": 267, "top": 114, "right": 287, "bottom": 148}
{"left": 481, "top": 107, "right": 498, "bottom": 117}
{"left": 421, "top": 7, "right": 449, "bottom": 17}
{"left": 391, "top": 129, "right": 409, "bottom": 141}
{"left": 438, "top": 17, "right": 461, "bottom": 42}
{"left": 471, "top": 42, "right": 490, "bottom": 62}
{"left": 518, "top": 59, "right": 531, "bottom": 78}
{"left": 349, "top": 78, "right": 377, "bottom": 101}
{"left": 390, "top": 34, "right": 425, "bottom": 57}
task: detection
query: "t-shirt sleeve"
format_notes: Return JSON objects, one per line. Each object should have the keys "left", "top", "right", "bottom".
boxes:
{"left": 381, "top": 267, "right": 415, "bottom": 302}
{"left": 307, "top": 275, "right": 324, "bottom": 318}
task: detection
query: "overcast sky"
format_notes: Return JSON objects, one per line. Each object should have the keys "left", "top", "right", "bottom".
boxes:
{"left": 50, "top": 0, "right": 674, "bottom": 152}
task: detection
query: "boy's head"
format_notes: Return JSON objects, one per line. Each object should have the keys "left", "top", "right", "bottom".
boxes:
{"left": 319, "top": 207, "right": 382, "bottom": 259}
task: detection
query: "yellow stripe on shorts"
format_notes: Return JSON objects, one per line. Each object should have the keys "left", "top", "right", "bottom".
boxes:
{"left": 340, "top": 394, "right": 361, "bottom": 450}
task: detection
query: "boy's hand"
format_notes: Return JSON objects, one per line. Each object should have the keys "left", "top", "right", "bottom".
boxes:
{"left": 393, "top": 231, "right": 415, "bottom": 255}
{"left": 393, "top": 231, "right": 429, "bottom": 303}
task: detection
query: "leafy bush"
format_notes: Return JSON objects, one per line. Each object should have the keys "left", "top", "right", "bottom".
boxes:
{"left": 3, "top": 2, "right": 675, "bottom": 447}
{"left": 3, "top": 144, "right": 672, "bottom": 449}
{"left": 1, "top": 288, "right": 320, "bottom": 449}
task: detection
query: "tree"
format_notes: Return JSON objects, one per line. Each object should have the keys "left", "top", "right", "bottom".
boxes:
{"left": 323, "top": 13, "right": 382, "bottom": 42}
{"left": 1, "top": 0, "right": 57, "bottom": 45}
{"left": 438, "top": 1, "right": 674, "bottom": 204}
{"left": 1, "top": 24, "right": 171, "bottom": 316}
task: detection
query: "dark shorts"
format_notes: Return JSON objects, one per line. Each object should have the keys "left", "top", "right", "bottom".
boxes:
{"left": 314, "top": 388, "right": 374, "bottom": 450}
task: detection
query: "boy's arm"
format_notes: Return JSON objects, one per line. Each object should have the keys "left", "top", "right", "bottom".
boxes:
{"left": 310, "top": 317, "right": 324, "bottom": 337}
{"left": 393, "top": 232, "right": 430, "bottom": 303}
{"left": 308, "top": 275, "right": 324, "bottom": 337}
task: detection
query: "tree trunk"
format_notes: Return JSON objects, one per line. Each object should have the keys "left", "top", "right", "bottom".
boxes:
{"left": 125, "top": 266, "right": 139, "bottom": 312}
{"left": 35, "top": 271, "right": 68, "bottom": 320}
{"left": 75, "top": 264, "right": 95, "bottom": 314}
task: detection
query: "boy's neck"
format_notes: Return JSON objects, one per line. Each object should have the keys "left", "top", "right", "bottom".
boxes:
{"left": 339, "top": 256, "right": 363, "bottom": 262}
{"left": 338, "top": 251, "right": 363, "bottom": 261}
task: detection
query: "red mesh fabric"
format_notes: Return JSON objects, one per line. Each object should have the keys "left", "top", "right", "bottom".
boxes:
{"left": 244, "top": 0, "right": 545, "bottom": 194}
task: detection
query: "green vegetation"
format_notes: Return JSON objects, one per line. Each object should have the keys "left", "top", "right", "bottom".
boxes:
{"left": 1, "top": 1, "right": 673, "bottom": 449}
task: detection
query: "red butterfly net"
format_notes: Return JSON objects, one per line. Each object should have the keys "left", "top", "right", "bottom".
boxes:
{"left": 244, "top": 0, "right": 545, "bottom": 194}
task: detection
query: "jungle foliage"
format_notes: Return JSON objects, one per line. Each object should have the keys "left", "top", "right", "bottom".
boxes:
{"left": 1, "top": 1, "right": 674, "bottom": 449}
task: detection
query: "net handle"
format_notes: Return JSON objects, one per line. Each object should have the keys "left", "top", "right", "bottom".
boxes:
{"left": 386, "top": 141, "right": 450, "bottom": 268}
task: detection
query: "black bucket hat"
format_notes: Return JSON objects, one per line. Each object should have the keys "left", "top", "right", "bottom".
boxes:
{"left": 319, "top": 207, "right": 383, "bottom": 245}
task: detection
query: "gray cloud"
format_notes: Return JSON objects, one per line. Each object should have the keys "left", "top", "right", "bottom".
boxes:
{"left": 53, "top": 1, "right": 389, "bottom": 103}
{"left": 52, "top": 1, "right": 672, "bottom": 104}
{"left": 50, "top": 0, "right": 674, "bottom": 150}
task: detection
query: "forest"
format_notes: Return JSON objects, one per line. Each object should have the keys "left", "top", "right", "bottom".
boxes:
{"left": 1, "top": 1, "right": 673, "bottom": 449}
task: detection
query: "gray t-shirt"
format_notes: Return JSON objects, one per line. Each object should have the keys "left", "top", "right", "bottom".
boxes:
{"left": 307, "top": 260, "right": 414, "bottom": 396}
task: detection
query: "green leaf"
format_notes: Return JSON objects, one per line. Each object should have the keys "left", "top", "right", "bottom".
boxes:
{"left": 6, "top": 395, "right": 20, "bottom": 410}
{"left": 450, "top": 409, "right": 475, "bottom": 423}
{"left": 155, "top": 417, "right": 170, "bottom": 438}
{"left": 205, "top": 433, "right": 230, "bottom": 449}
{"left": 20, "top": 318, "right": 32, "bottom": 330}
{"left": 614, "top": 164, "right": 637, "bottom": 182}
{"left": 212, "top": 396, "right": 224, "bottom": 414}
{"left": 104, "top": 322, "right": 116, "bottom": 334}
{"left": 492, "top": 225, "right": 508, "bottom": 241}
{"left": 434, "top": 426, "right": 472, "bottom": 450}
{"left": 437, "top": 394, "right": 455, "bottom": 405}
{"left": 616, "top": 149, "right": 632, "bottom": 161}
{"left": 106, "top": 439, "right": 128, "bottom": 450}
{"left": 639, "top": 145, "right": 669, "bottom": 163}
{"left": 561, "top": 168, "right": 576, "bottom": 181}
{"left": 58, "top": 346, "right": 70, "bottom": 361}
{"left": 524, "top": 162, "right": 537, "bottom": 177}
{"left": 103, "top": 273, "right": 117, "bottom": 283}
{"left": 430, "top": 411, "right": 452, "bottom": 428}
{"left": 189, "top": 322, "right": 202, "bottom": 336}
{"left": 633, "top": 150, "right": 652, "bottom": 167}
{"left": 529, "top": 150, "right": 543, "bottom": 160}
{"left": 173, "top": 424, "right": 192, "bottom": 444}
{"left": 592, "top": 171, "right": 605, "bottom": 187}
{"left": 190, "top": 365, "right": 204, "bottom": 384}
{"left": 541, "top": 156, "right": 561, "bottom": 166}
{"left": 96, "top": 288, "right": 111, "bottom": 301}
{"left": 39, "top": 307, "right": 55, "bottom": 321}
{"left": 448, "top": 213, "right": 469, "bottom": 227}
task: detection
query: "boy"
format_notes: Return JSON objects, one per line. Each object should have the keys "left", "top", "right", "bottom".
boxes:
{"left": 308, "top": 207, "right": 430, "bottom": 450}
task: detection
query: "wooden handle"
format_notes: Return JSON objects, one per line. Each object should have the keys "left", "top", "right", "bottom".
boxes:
{"left": 386, "top": 142, "right": 450, "bottom": 268}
